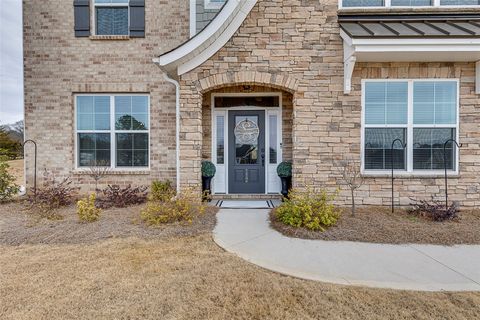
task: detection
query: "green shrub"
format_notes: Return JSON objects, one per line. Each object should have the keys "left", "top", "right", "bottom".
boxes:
{"left": 275, "top": 188, "right": 340, "bottom": 232}
{"left": 201, "top": 160, "right": 216, "bottom": 178}
{"left": 277, "top": 161, "right": 292, "bottom": 178}
{"left": 0, "top": 156, "right": 19, "bottom": 202}
{"left": 141, "top": 189, "right": 205, "bottom": 225}
{"left": 150, "top": 180, "right": 176, "bottom": 202}
{"left": 77, "top": 193, "right": 101, "bottom": 222}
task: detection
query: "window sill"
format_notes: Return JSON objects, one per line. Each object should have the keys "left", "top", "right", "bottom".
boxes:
{"left": 73, "top": 169, "right": 150, "bottom": 176}
{"left": 362, "top": 171, "right": 459, "bottom": 178}
{"left": 89, "top": 35, "right": 130, "bottom": 41}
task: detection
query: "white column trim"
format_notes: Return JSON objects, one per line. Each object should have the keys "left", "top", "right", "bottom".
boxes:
{"left": 189, "top": 0, "right": 196, "bottom": 38}
{"left": 341, "top": 30, "right": 356, "bottom": 95}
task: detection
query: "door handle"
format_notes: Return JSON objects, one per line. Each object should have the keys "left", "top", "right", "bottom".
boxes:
{"left": 261, "top": 153, "right": 265, "bottom": 167}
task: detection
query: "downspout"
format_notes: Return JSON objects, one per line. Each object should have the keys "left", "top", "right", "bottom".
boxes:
{"left": 153, "top": 59, "right": 181, "bottom": 193}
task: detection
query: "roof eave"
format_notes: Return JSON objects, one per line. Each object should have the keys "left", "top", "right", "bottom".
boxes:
{"left": 340, "top": 30, "right": 480, "bottom": 94}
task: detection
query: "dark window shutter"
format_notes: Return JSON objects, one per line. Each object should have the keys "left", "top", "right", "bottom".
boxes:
{"left": 74, "top": 0, "right": 90, "bottom": 37}
{"left": 129, "top": 0, "right": 145, "bottom": 38}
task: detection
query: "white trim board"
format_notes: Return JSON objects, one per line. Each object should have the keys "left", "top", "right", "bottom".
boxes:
{"left": 338, "top": 0, "right": 480, "bottom": 9}
{"left": 340, "top": 30, "right": 480, "bottom": 94}
{"left": 211, "top": 92, "right": 283, "bottom": 195}
{"left": 189, "top": 0, "right": 196, "bottom": 38}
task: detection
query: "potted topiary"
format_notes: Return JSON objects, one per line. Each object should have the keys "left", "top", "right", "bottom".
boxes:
{"left": 201, "top": 160, "right": 216, "bottom": 201}
{"left": 277, "top": 161, "right": 292, "bottom": 198}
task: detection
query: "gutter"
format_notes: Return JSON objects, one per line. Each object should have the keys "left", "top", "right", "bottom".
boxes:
{"left": 153, "top": 58, "right": 181, "bottom": 193}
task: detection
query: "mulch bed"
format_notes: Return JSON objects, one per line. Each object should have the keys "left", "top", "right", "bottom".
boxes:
{"left": 270, "top": 206, "right": 480, "bottom": 246}
{"left": 0, "top": 201, "right": 218, "bottom": 246}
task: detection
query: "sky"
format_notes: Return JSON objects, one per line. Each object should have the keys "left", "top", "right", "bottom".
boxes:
{"left": 0, "top": 0, "right": 23, "bottom": 125}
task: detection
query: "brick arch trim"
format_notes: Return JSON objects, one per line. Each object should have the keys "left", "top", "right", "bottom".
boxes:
{"left": 195, "top": 71, "right": 299, "bottom": 94}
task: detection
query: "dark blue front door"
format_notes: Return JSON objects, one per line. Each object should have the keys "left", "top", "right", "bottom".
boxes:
{"left": 228, "top": 110, "right": 266, "bottom": 194}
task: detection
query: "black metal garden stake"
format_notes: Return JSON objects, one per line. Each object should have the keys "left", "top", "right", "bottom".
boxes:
{"left": 23, "top": 140, "right": 37, "bottom": 197}
{"left": 391, "top": 139, "right": 406, "bottom": 213}
{"left": 443, "top": 139, "right": 461, "bottom": 210}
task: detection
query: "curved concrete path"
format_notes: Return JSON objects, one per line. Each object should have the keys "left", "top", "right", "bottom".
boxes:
{"left": 213, "top": 209, "right": 480, "bottom": 292}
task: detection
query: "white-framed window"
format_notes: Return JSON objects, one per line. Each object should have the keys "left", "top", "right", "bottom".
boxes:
{"left": 75, "top": 94, "right": 150, "bottom": 169}
{"left": 362, "top": 79, "right": 459, "bottom": 174}
{"left": 94, "top": 0, "right": 129, "bottom": 36}
{"left": 340, "top": 0, "right": 480, "bottom": 8}
{"left": 204, "top": 0, "right": 226, "bottom": 10}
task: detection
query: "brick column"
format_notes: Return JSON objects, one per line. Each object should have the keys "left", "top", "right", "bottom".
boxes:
{"left": 178, "top": 82, "right": 203, "bottom": 193}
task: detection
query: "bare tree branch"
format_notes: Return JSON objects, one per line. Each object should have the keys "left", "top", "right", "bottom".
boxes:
{"left": 88, "top": 160, "right": 111, "bottom": 195}
{"left": 336, "top": 157, "right": 364, "bottom": 216}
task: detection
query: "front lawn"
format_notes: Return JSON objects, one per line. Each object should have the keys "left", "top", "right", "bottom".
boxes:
{"left": 1, "top": 154, "right": 479, "bottom": 318}
{"left": 1, "top": 202, "right": 480, "bottom": 319}
{"left": 270, "top": 206, "right": 480, "bottom": 245}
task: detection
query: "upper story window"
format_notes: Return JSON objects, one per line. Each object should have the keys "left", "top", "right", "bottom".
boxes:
{"left": 362, "top": 80, "right": 459, "bottom": 174}
{"left": 340, "top": 0, "right": 480, "bottom": 8}
{"left": 204, "top": 0, "right": 226, "bottom": 10}
{"left": 74, "top": 0, "right": 144, "bottom": 38}
{"left": 94, "top": 0, "right": 129, "bottom": 36}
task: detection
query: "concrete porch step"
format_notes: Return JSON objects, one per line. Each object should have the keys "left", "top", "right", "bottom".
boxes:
{"left": 212, "top": 199, "right": 281, "bottom": 209}
{"left": 211, "top": 194, "right": 282, "bottom": 200}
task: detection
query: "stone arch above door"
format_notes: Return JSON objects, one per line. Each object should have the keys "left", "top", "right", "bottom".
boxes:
{"left": 194, "top": 71, "right": 299, "bottom": 95}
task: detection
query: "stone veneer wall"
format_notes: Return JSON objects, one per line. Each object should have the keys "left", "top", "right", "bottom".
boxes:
{"left": 178, "top": 0, "right": 480, "bottom": 207}
{"left": 23, "top": 0, "right": 189, "bottom": 192}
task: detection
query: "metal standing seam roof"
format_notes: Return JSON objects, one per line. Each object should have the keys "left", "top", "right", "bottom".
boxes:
{"left": 338, "top": 14, "right": 480, "bottom": 38}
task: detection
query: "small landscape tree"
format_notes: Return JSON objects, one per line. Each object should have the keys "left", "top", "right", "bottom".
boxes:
{"left": 337, "top": 157, "right": 364, "bottom": 216}
{"left": 88, "top": 160, "right": 111, "bottom": 195}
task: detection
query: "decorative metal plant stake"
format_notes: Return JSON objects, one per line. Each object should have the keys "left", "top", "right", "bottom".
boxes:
{"left": 23, "top": 140, "right": 37, "bottom": 198}
{"left": 391, "top": 139, "right": 407, "bottom": 213}
{"left": 443, "top": 139, "right": 461, "bottom": 210}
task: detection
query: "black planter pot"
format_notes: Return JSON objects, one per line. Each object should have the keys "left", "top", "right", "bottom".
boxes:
{"left": 280, "top": 176, "right": 292, "bottom": 199}
{"left": 202, "top": 176, "right": 213, "bottom": 202}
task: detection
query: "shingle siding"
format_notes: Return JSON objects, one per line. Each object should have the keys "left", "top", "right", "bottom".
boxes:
{"left": 196, "top": 0, "right": 221, "bottom": 34}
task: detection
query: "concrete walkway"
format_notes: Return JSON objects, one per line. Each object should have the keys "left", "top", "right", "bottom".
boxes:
{"left": 213, "top": 209, "right": 480, "bottom": 292}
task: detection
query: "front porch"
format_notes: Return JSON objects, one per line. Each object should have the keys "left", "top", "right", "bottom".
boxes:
{"left": 201, "top": 85, "right": 294, "bottom": 196}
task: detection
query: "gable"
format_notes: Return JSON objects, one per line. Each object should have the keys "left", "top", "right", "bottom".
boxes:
{"left": 155, "top": 0, "right": 258, "bottom": 78}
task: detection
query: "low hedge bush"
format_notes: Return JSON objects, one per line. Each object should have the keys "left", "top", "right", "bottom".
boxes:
{"left": 150, "top": 180, "right": 175, "bottom": 202}
{"left": 275, "top": 188, "right": 340, "bottom": 232}
{"left": 77, "top": 193, "right": 101, "bottom": 222}
{"left": 31, "top": 170, "right": 76, "bottom": 219}
{"left": 141, "top": 189, "right": 205, "bottom": 225}
{"left": 96, "top": 185, "right": 148, "bottom": 209}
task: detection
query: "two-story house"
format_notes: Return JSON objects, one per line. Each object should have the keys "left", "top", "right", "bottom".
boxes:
{"left": 23, "top": 0, "right": 480, "bottom": 206}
